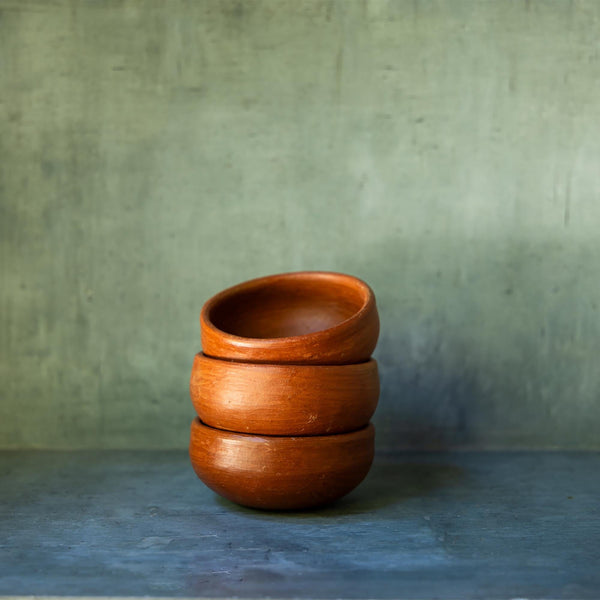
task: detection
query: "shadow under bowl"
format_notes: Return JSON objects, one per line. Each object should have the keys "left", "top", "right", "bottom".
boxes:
{"left": 189, "top": 418, "right": 375, "bottom": 510}
{"left": 200, "top": 271, "right": 379, "bottom": 365}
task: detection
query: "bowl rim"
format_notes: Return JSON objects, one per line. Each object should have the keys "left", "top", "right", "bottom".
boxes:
{"left": 200, "top": 270, "right": 376, "bottom": 345}
{"left": 191, "top": 416, "right": 375, "bottom": 442}
{"left": 193, "top": 351, "right": 378, "bottom": 371}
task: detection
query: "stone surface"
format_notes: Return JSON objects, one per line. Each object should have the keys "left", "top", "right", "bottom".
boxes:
{"left": 1, "top": 450, "right": 599, "bottom": 598}
{"left": 2, "top": 1, "right": 600, "bottom": 449}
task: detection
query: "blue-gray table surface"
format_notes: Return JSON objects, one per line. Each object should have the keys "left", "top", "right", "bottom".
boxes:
{"left": 1, "top": 450, "right": 599, "bottom": 599}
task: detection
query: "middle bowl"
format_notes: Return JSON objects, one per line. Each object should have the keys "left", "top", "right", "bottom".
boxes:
{"left": 190, "top": 353, "right": 379, "bottom": 436}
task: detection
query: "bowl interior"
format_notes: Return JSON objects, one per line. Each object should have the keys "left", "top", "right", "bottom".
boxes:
{"left": 208, "top": 275, "right": 368, "bottom": 339}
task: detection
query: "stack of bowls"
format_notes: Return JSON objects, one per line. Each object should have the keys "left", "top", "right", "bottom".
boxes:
{"left": 189, "top": 271, "right": 380, "bottom": 510}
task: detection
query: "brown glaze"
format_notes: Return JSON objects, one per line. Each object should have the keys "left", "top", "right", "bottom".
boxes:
{"left": 190, "top": 353, "right": 379, "bottom": 436}
{"left": 189, "top": 418, "right": 375, "bottom": 510}
{"left": 200, "top": 271, "right": 379, "bottom": 365}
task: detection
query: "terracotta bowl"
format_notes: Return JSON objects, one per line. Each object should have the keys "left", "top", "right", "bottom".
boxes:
{"left": 189, "top": 418, "right": 375, "bottom": 510}
{"left": 190, "top": 353, "right": 379, "bottom": 435}
{"left": 200, "top": 271, "right": 379, "bottom": 364}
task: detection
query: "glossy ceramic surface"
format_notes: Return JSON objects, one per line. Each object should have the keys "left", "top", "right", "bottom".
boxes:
{"left": 190, "top": 353, "right": 379, "bottom": 435}
{"left": 189, "top": 418, "right": 375, "bottom": 510}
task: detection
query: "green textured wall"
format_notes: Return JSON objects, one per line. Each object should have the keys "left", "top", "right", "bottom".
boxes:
{"left": 1, "top": 0, "right": 599, "bottom": 449}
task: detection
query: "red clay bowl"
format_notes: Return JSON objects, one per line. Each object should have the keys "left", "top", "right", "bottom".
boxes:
{"left": 200, "top": 271, "right": 379, "bottom": 365}
{"left": 189, "top": 418, "right": 375, "bottom": 510}
{"left": 190, "top": 353, "right": 379, "bottom": 436}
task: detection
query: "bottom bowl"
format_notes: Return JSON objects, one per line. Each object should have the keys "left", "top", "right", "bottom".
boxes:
{"left": 189, "top": 418, "right": 375, "bottom": 510}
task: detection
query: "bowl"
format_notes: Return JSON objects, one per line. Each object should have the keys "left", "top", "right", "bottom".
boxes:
{"left": 189, "top": 418, "right": 375, "bottom": 510}
{"left": 190, "top": 353, "right": 379, "bottom": 435}
{"left": 200, "top": 271, "right": 379, "bottom": 365}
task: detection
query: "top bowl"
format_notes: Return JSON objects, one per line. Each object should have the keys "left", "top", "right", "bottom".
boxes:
{"left": 200, "top": 271, "right": 379, "bottom": 364}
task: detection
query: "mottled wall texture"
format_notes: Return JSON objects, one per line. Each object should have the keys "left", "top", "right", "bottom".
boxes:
{"left": 1, "top": 0, "right": 599, "bottom": 450}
